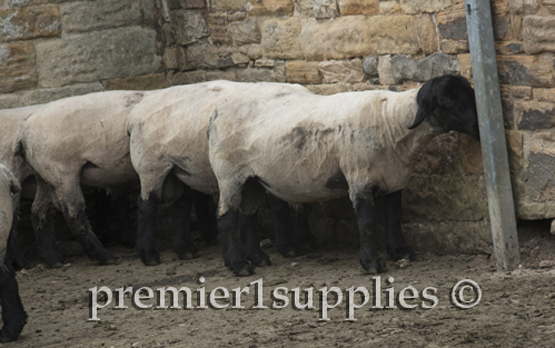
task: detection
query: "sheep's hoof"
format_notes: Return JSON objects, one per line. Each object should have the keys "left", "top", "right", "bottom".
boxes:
{"left": 389, "top": 246, "right": 415, "bottom": 262}
{"left": 362, "top": 258, "right": 387, "bottom": 274}
{"left": 234, "top": 264, "right": 255, "bottom": 277}
{"left": 247, "top": 251, "right": 271, "bottom": 267}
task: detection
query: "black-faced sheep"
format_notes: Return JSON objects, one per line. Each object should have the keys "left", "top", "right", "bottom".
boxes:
{"left": 127, "top": 81, "right": 316, "bottom": 269}
{"left": 14, "top": 91, "right": 145, "bottom": 266}
{"left": 0, "top": 163, "right": 27, "bottom": 342}
{"left": 208, "top": 75, "right": 479, "bottom": 276}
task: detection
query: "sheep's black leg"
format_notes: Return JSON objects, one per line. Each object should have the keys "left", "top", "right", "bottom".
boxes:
{"left": 383, "top": 190, "right": 414, "bottom": 261}
{"left": 293, "top": 205, "right": 317, "bottom": 251}
{"left": 93, "top": 189, "right": 113, "bottom": 246}
{"left": 191, "top": 189, "right": 218, "bottom": 244}
{"left": 170, "top": 185, "right": 198, "bottom": 260}
{"left": 218, "top": 208, "right": 254, "bottom": 276}
{"left": 0, "top": 261, "right": 27, "bottom": 342}
{"left": 267, "top": 194, "right": 297, "bottom": 257}
{"left": 136, "top": 195, "right": 160, "bottom": 266}
{"left": 239, "top": 212, "right": 270, "bottom": 267}
{"left": 354, "top": 196, "right": 386, "bottom": 274}
{"left": 31, "top": 179, "right": 64, "bottom": 268}
{"left": 112, "top": 186, "right": 135, "bottom": 248}
{"left": 6, "top": 197, "right": 29, "bottom": 270}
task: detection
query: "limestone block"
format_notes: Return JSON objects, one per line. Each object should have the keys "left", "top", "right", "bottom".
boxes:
{"left": 0, "top": 6, "right": 60, "bottom": 42}
{"left": 318, "top": 59, "right": 364, "bottom": 84}
{"left": 437, "top": 3, "right": 467, "bottom": 40}
{"left": 104, "top": 74, "right": 171, "bottom": 91}
{"left": 163, "top": 48, "right": 179, "bottom": 70}
{"left": 262, "top": 17, "right": 303, "bottom": 60}
{"left": 61, "top": 0, "right": 141, "bottom": 33}
{"left": 362, "top": 56, "right": 378, "bottom": 79}
{"left": 206, "top": 70, "right": 237, "bottom": 81}
{"left": 286, "top": 60, "right": 321, "bottom": 84}
{"left": 390, "top": 52, "right": 459, "bottom": 84}
{"left": 441, "top": 40, "right": 469, "bottom": 54}
{"left": 367, "top": 15, "right": 419, "bottom": 55}
{"left": 415, "top": 14, "right": 439, "bottom": 55}
{"left": 207, "top": 13, "right": 231, "bottom": 45}
{"left": 515, "top": 100, "right": 555, "bottom": 130}
{"left": 170, "top": 10, "right": 209, "bottom": 46}
{"left": 237, "top": 67, "right": 277, "bottom": 82}
{"left": 35, "top": 27, "right": 161, "bottom": 88}
{"left": 524, "top": 146, "right": 555, "bottom": 202}
{"left": 378, "top": 55, "right": 394, "bottom": 85}
{"left": 497, "top": 55, "right": 554, "bottom": 87}
{"left": 248, "top": 0, "right": 295, "bottom": 16}
{"left": 230, "top": 18, "right": 260, "bottom": 46}
{"left": 523, "top": 16, "right": 555, "bottom": 54}
{"left": 301, "top": 16, "right": 371, "bottom": 60}
{"left": 314, "top": 0, "right": 338, "bottom": 19}
{"left": 0, "top": 41, "right": 37, "bottom": 93}
{"left": 171, "top": 70, "right": 207, "bottom": 85}
{"left": 399, "top": 0, "right": 453, "bottom": 14}
{"left": 338, "top": 0, "right": 378, "bottom": 16}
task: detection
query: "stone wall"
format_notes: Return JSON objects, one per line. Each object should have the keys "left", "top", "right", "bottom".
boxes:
{"left": 3, "top": 0, "right": 555, "bottom": 254}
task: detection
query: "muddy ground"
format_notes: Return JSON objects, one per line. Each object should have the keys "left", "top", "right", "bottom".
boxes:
{"left": 7, "top": 217, "right": 555, "bottom": 348}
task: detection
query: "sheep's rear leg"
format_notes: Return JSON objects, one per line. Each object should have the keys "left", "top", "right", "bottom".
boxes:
{"left": 136, "top": 195, "right": 160, "bottom": 266}
{"left": 218, "top": 208, "right": 254, "bottom": 276}
{"left": 112, "top": 186, "right": 136, "bottom": 248}
{"left": 0, "top": 261, "right": 27, "bottom": 342}
{"left": 383, "top": 190, "right": 414, "bottom": 261}
{"left": 239, "top": 213, "right": 270, "bottom": 267}
{"left": 93, "top": 189, "right": 113, "bottom": 246}
{"left": 57, "top": 184, "right": 115, "bottom": 265}
{"left": 293, "top": 205, "right": 317, "bottom": 252}
{"left": 268, "top": 194, "right": 297, "bottom": 257}
{"left": 31, "top": 179, "right": 64, "bottom": 268}
{"left": 355, "top": 196, "right": 387, "bottom": 274}
{"left": 170, "top": 185, "right": 198, "bottom": 260}
{"left": 6, "top": 196, "right": 29, "bottom": 270}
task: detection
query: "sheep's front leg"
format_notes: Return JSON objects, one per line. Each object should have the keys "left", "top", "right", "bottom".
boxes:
{"left": 383, "top": 190, "right": 415, "bottom": 261}
{"left": 293, "top": 205, "right": 317, "bottom": 252}
{"left": 354, "top": 196, "right": 387, "bottom": 274}
{"left": 170, "top": 185, "right": 198, "bottom": 260}
{"left": 239, "top": 213, "right": 270, "bottom": 267}
{"left": 31, "top": 178, "right": 64, "bottom": 268}
{"left": 112, "top": 185, "right": 136, "bottom": 248}
{"left": 136, "top": 194, "right": 160, "bottom": 266}
{"left": 0, "top": 261, "right": 27, "bottom": 342}
{"left": 218, "top": 209, "right": 254, "bottom": 276}
{"left": 267, "top": 194, "right": 297, "bottom": 257}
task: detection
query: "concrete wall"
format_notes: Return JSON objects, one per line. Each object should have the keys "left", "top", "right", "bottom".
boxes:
{"left": 2, "top": 0, "right": 555, "bottom": 254}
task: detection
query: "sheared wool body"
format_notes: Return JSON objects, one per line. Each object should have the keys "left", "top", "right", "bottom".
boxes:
{"left": 209, "top": 87, "right": 440, "bottom": 212}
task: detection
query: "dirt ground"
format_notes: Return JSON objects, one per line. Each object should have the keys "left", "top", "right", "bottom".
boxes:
{"left": 7, "top": 218, "right": 555, "bottom": 348}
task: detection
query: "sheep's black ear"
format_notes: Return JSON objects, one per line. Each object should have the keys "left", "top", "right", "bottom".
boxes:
{"left": 408, "top": 79, "right": 437, "bottom": 130}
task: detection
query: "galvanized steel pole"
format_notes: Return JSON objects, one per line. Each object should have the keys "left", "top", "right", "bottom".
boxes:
{"left": 465, "top": 0, "right": 520, "bottom": 270}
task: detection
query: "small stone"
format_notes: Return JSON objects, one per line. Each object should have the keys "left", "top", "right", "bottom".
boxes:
{"left": 362, "top": 56, "right": 378, "bottom": 79}
{"left": 395, "top": 259, "right": 411, "bottom": 269}
{"left": 539, "top": 260, "right": 555, "bottom": 268}
{"left": 260, "top": 238, "right": 273, "bottom": 248}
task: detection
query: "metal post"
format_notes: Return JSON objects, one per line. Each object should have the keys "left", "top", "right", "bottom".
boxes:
{"left": 465, "top": 0, "right": 520, "bottom": 270}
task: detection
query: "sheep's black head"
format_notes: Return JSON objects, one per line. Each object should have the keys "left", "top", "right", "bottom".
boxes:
{"left": 409, "top": 75, "right": 480, "bottom": 141}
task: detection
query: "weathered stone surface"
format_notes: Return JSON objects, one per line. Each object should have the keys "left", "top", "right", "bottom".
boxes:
{"left": 415, "top": 14, "right": 438, "bottom": 55}
{"left": 506, "top": 130, "right": 523, "bottom": 172}
{"left": 523, "top": 16, "right": 555, "bottom": 54}
{"left": 237, "top": 67, "right": 277, "bottom": 82}
{"left": 515, "top": 101, "right": 555, "bottom": 130}
{"left": 275, "top": 60, "right": 286, "bottom": 82}
{"left": 171, "top": 70, "right": 207, "bottom": 85}
{"left": 314, "top": 0, "right": 338, "bottom": 19}
{"left": 491, "top": 0, "right": 509, "bottom": 40}
{"left": 104, "top": 74, "right": 171, "bottom": 91}
{"left": 457, "top": 135, "right": 483, "bottom": 175}
{"left": 367, "top": 15, "right": 419, "bottom": 55}
{"left": 0, "top": 82, "right": 104, "bottom": 109}
{"left": 379, "top": 0, "right": 402, "bottom": 14}
{"left": 206, "top": 70, "right": 237, "bottom": 81}
{"left": 378, "top": 55, "right": 394, "bottom": 85}
{"left": 35, "top": 27, "right": 161, "bottom": 88}
{"left": 524, "top": 146, "right": 555, "bottom": 202}
{"left": 61, "top": 0, "right": 141, "bottom": 33}
{"left": 286, "top": 60, "right": 321, "bottom": 84}
{"left": 390, "top": 52, "right": 459, "bottom": 84}
{"left": 262, "top": 18, "right": 303, "bottom": 60}
{"left": 497, "top": 55, "right": 554, "bottom": 87}
{"left": 457, "top": 53, "right": 472, "bottom": 80}
{"left": 170, "top": 10, "right": 209, "bottom": 45}
{"left": 0, "top": 41, "right": 37, "bottom": 93}
{"left": 177, "top": 47, "right": 191, "bottom": 71}
{"left": 534, "top": 88, "right": 555, "bottom": 102}
{"left": 0, "top": 6, "right": 60, "bottom": 42}
{"left": 437, "top": 4, "right": 467, "bottom": 40}
{"left": 254, "top": 58, "right": 275, "bottom": 68}
{"left": 247, "top": 45, "right": 263, "bottom": 59}
{"left": 207, "top": 13, "right": 231, "bottom": 45}
{"left": 495, "top": 41, "right": 524, "bottom": 55}
{"left": 294, "top": 0, "right": 314, "bottom": 18}
{"left": 228, "top": 11, "right": 247, "bottom": 21}
{"left": 301, "top": 16, "right": 371, "bottom": 60}
{"left": 211, "top": 0, "right": 246, "bottom": 12}
{"left": 10, "top": 0, "right": 68, "bottom": 7}
{"left": 248, "top": 0, "right": 295, "bottom": 16}
{"left": 510, "top": 86, "right": 532, "bottom": 99}
{"left": 230, "top": 18, "right": 260, "bottom": 46}
{"left": 318, "top": 59, "right": 364, "bottom": 84}
{"left": 187, "top": 44, "right": 239, "bottom": 69}
{"left": 163, "top": 48, "right": 178, "bottom": 70}
{"left": 399, "top": 0, "right": 453, "bottom": 14}
{"left": 441, "top": 40, "right": 468, "bottom": 54}
{"left": 511, "top": 0, "right": 539, "bottom": 14}
{"left": 362, "top": 56, "right": 378, "bottom": 79}
{"left": 338, "top": 0, "right": 378, "bottom": 16}
{"left": 161, "top": 23, "right": 174, "bottom": 46}
{"left": 167, "top": 0, "right": 206, "bottom": 9}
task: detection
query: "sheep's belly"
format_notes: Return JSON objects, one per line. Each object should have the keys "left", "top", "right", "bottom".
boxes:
{"left": 80, "top": 161, "right": 138, "bottom": 187}
{"left": 261, "top": 179, "right": 348, "bottom": 203}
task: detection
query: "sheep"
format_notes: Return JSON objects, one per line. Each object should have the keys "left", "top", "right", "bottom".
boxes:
{"left": 14, "top": 91, "right": 146, "bottom": 267}
{"left": 0, "top": 163, "right": 27, "bottom": 342}
{"left": 127, "top": 80, "right": 316, "bottom": 267}
{"left": 208, "top": 74, "right": 479, "bottom": 276}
